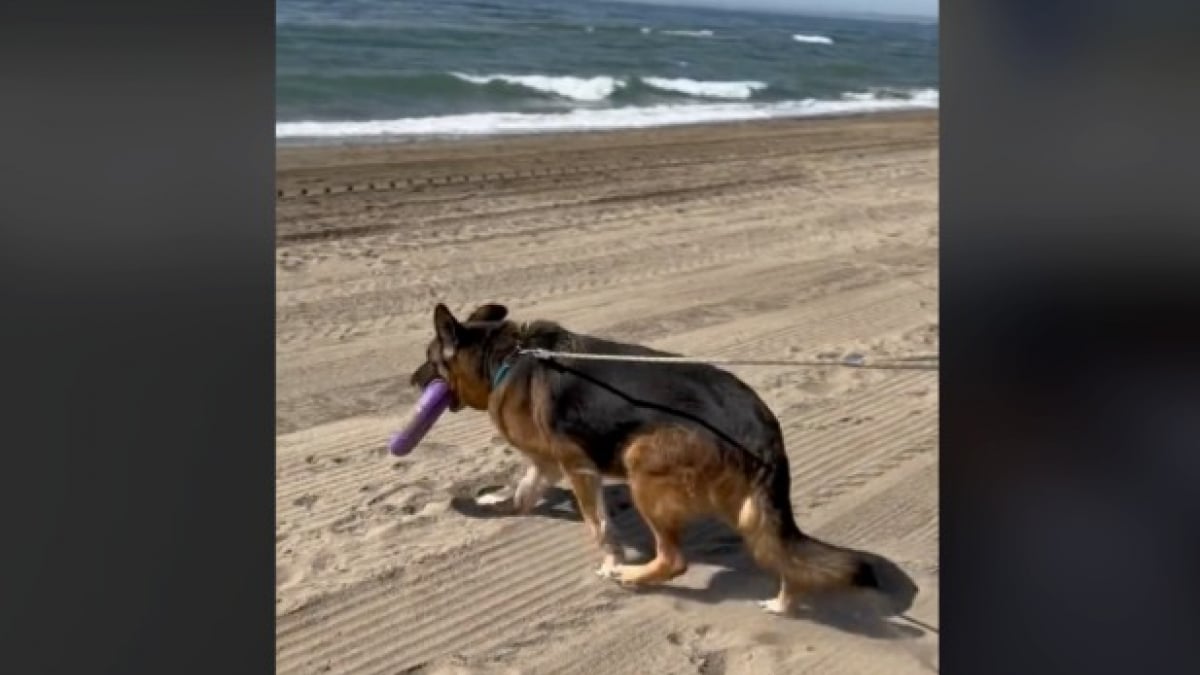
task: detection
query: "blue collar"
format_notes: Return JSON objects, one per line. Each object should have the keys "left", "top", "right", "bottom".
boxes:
{"left": 492, "top": 360, "right": 514, "bottom": 388}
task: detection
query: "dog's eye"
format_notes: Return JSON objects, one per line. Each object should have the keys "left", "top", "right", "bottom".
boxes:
{"left": 429, "top": 352, "right": 450, "bottom": 378}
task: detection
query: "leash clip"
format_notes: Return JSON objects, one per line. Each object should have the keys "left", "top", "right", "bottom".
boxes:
{"left": 493, "top": 344, "right": 530, "bottom": 388}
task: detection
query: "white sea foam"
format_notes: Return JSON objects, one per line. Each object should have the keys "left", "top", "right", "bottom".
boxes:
{"left": 662, "top": 29, "right": 714, "bottom": 37}
{"left": 642, "top": 77, "right": 767, "bottom": 100}
{"left": 843, "top": 88, "right": 939, "bottom": 104}
{"left": 277, "top": 90, "right": 939, "bottom": 139}
{"left": 451, "top": 72, "right": 622, "bottom": 101}
{"left": 640, "top": 27, "right": 652, "bottom": 35}
{"left": 909, "top": 88, "right": 939, "bottom": 104}
{"left": 793, "top": 34, "right": 834, "bottom": 45}
{"left": 451, "top": 72, "right": 769, "bottom": 102}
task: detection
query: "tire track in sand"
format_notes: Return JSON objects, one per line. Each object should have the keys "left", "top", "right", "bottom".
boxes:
{"left": 275, "top": 113, "right": 938, "bottom": 674}
{"left": 276, "top": 373, "right": 935, "bottom": 674}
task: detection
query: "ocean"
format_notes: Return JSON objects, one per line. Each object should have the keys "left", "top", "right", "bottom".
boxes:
{"left": 276, "top": 0, "right": 938, "bottom": 142}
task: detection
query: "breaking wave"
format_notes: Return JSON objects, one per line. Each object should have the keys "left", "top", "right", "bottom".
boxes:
{"left": 277, "top": 89, "right": 940, "bottom": 139}
{"left": 450, "top": 72, "right": 621, "bottom": 102}
{"left": 449, "top": 72, "right": 768, "bottom": 101}
{"left": 641, "top": 77, "right": 767, "bottom": 100}
{"left": 661, "top": 29, "right": 714, "bottom": 38}
{"left": 793, "top": 34, "right": 834, "bottom": 45}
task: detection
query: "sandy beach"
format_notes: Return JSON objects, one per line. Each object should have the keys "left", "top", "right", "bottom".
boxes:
{"left": 276, "top": 112, "right": 939, "bottom": 674}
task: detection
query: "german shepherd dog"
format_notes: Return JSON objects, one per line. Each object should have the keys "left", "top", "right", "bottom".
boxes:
{"left": 410, "top": 302, "right": 881, "bottom": 614}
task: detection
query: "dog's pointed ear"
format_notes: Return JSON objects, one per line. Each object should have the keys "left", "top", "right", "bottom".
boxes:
{"left": 433, "top": 303, "right": 461, "bottom": 354}
{"left": 466, "top": 303, "right": 508, "bottom": 323}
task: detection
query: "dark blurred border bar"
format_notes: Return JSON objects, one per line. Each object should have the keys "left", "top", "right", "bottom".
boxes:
{"left": 0, "top": 1, "right": 274, "bottom": 672}
{"left": 943, "top": 0, "right": 1200, "bottom": 672}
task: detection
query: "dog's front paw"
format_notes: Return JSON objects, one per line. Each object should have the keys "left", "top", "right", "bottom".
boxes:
{"left": 756, "top": 598, "right": 792, "bottom": 616}
{"left": 595, "top": 556, "right": 622, "bottom": 580}
{"left": 475, "top": 491, "right": 512, "bottom": 508}
{"left": 600, "top": 563, "right": 650, "bottom": 588}
{"left": 472, "top": 490, "right": 520, "bottom": 515}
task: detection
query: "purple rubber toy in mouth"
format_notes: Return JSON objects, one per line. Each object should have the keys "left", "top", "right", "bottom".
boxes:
{"left": 388, "top": 379, "right": 452, "bottom": 456}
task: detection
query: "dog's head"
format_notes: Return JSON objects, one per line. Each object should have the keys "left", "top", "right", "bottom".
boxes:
{"left": 410, "top": 302, "right": 513, "bottom": 412}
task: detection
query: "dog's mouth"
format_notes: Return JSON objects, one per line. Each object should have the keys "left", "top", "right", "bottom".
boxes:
{"left": 411, "top": 360, "right": 464, "bottom": 412}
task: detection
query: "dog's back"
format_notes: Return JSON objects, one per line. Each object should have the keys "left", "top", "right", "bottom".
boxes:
{"left": 512, "top": 321, "right": 787, "bottom": 479}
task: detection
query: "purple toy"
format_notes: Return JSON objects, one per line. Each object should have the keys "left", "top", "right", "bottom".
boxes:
{"left": 388, "top": 379, "right": 452, "bottom": 456}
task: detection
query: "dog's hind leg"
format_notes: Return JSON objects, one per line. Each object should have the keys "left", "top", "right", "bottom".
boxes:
{"left": 602, "top": 429, "right": 709, "bottom": 586}
{"left": 563, "top": 468, "right": 624, "bottom": 575}
{"left": 736, "top": 495, "right": 802, "bottom": 614}
{"left": 608, "top": 473, "right": 689, "bottom": 586}
{"left": 735, "top": 489, "right": 879, "bottom": 615}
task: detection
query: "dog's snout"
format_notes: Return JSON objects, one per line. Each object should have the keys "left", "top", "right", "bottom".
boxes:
{"left": 411, "top": 360, "right": 439, "bottom": 389}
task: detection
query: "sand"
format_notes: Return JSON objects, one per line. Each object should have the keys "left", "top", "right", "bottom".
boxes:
{"left": 276, "top": 112, "right": 939, "bottom": 674}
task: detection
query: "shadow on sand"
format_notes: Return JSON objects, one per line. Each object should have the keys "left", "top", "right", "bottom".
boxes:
{"left": 450, "top": 483, "right": 926, "bottom": 641}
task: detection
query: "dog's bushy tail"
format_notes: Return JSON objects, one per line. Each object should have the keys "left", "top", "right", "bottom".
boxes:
{"left": 780, "top": 529, "right": 880, "bottom": 590}
{"left": 736, "top": 485, "right": 879, "bottom": 591}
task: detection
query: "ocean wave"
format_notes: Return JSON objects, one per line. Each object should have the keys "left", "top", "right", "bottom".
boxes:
{"left": 277, "top": 89, "right": 939, "bottom": 139}
{"left": 661, "top": 29, "right": 714, "bottom": 38}
{"left": 641, "top": 77, "right": 767, "bottom": 100}
{"left": 844, "top": 88, "right": 938, "bottom": 104}
{"left": 793, "top": 34, "right": 834, "bottom": 45}
{"left": 911, "top": 89, "right": 939, "bottom": 104}
{"left": 450, "top": 73, "right": 768, "bottom": 102}
{"left": 451, "top": 72, "right": 621, "bottom": 102}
